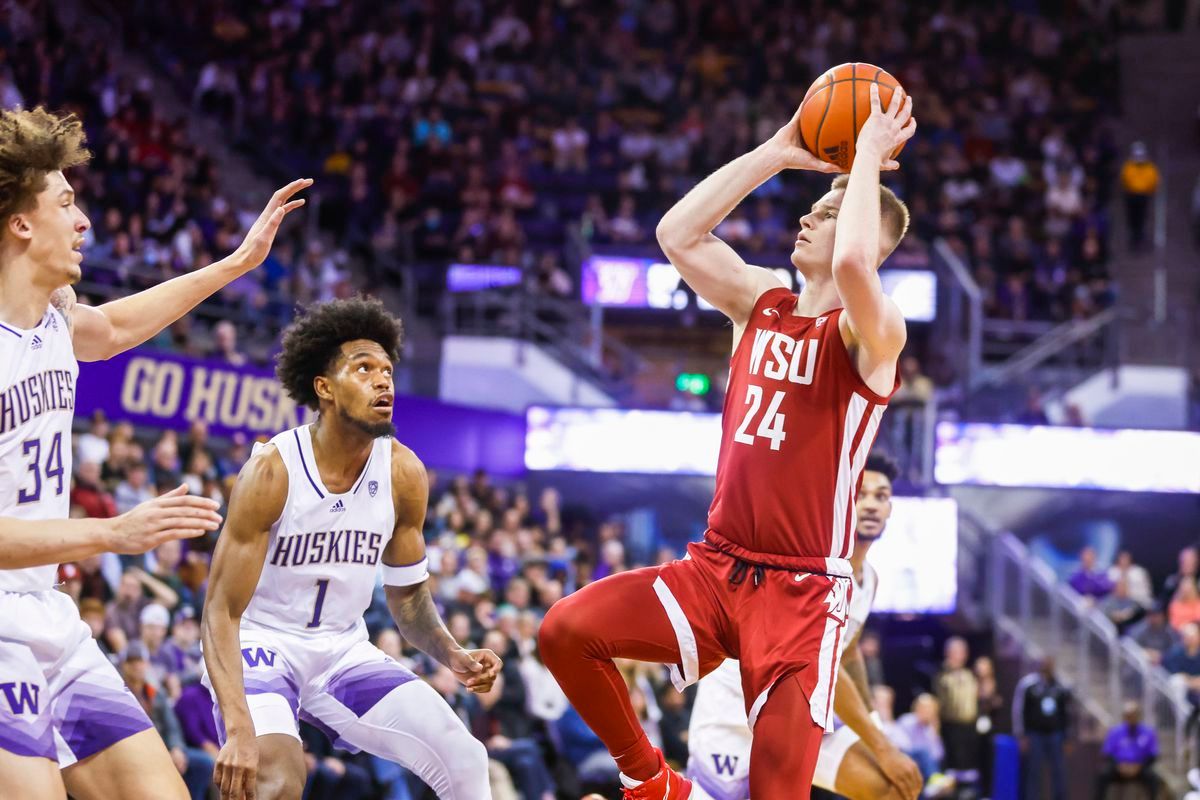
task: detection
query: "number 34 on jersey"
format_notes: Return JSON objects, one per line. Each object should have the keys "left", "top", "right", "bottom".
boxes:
{"left": 733, "top": 329, "right": 819, "bottom": 452}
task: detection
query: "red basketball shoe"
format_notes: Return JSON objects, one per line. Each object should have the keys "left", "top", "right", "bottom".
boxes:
{"left": 619, "top": 748, "right": 693, "bottom": 800}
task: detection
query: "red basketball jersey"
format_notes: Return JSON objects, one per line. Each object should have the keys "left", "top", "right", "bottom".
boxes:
{"left": 705, "top": 287, "right": 899, "bottom": 577}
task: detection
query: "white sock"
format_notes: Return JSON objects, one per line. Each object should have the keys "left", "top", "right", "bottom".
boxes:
{"left": 620, "top": 772, "right": 646, "bottom": 789}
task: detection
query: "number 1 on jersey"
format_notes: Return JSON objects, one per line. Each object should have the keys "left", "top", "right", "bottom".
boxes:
{"left": 733, "top": 385, "right": 787, "bottom": 451}
{"left": 306, "top": 578, "right": 330, "bottom": 628}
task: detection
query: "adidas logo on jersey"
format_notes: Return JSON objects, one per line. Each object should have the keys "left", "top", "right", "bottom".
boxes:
{"left": 330, "top": 499, "right": 346, "bottom": 513}
{"left": 30, "top": 335, "right": 43, "bottom": 350}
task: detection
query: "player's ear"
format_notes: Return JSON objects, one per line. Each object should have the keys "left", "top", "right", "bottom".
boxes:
{"left": 6, "top": 211, "right": 33, "bottom": 241}
{"left": 313, "top": 374, "right": 334, "bottom": 404}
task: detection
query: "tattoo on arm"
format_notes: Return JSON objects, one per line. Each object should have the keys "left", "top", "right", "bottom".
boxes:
{"left": 387, "top": 583, "right": 457, "bottom": 665}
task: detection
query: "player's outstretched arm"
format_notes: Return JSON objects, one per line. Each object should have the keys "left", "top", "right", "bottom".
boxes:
{"left": 56, "top": 179, "right": 311, "bottom": 362}
{"left": 382, "top": 443, "right": 501, "bottom": 694}
{"left": 656, "top": 109, "right": 839, "bottom": 325}
{"left": 202, "top": 446, "right": 288, "bottom": 800}
{"left": 831, "top": 85, "right": 915, "bottom": 361}
{"left": 835, "top": 639, "right": 923, "bottom": 799}
{"left": 0, "top": 485, "right": 220, "bottom": 568}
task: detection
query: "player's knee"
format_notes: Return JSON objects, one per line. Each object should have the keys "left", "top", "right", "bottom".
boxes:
{"left": 257, "top": 763, "right": 305, "bottom": 800}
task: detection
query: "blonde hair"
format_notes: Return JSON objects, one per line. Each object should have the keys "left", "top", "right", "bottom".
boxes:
{"left": 0, "top": 107, "right": 91, "bottom": 225}
{"left": 830, "top": 174, "right": 910, "bottom": 254}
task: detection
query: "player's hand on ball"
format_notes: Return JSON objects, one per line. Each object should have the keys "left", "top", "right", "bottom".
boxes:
{"left": 214, "top": 729, "right": 259, "bottom": 800}
{"left": 106, "top": 485, "right": 222, "bottom": 554}
{"left": 232, "top": 178, "right": 313, "bottom": 272}
{"left": 450, "top": 648, "right": 502, "bottom": 693}
{"left": 856, "top": 83, "right": 916, "bottom": 171}
{"left": 876, "top": 744, "right": 923, "bottom": 800}
{"left": 766, "top": 107, "right": 844, "bottom": 174}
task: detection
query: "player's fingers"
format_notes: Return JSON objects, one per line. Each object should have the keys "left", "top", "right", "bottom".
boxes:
{"left": 887, "top": 86, "right": 904, "bottom": 117}
{"left": 869, "top": 81, "right": 880, "bottom": 113}
{"left": 881, "top": 160, "right": 900, "bottom": 171}
{"left": 900, "top": 117, "right": 917, "bottom": 140}
{"left": 159, "top": 484, "right": 189, "bottom": 498}
{"left": 280, "top": 198, "right": 306, "bottom": 214}
{"left": 243, "top": 765, "right": 258, "bottom": 800}
{"left": 159, "top": 495, "right": 221, "bottom": 510}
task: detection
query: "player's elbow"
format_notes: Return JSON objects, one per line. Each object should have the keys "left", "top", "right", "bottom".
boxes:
{"left": 655, "top": 217, "right": 698, "bottom": 255}
{"left": 832, "top": 253, "right": 872, "bottom": 279}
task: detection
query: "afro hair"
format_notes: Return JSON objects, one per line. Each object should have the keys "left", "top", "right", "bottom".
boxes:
{"left": 864, "top": 451, "right": 899, "bottom": 483}
{"left": 276, "top": 296, "right": 404, "bottom": 410}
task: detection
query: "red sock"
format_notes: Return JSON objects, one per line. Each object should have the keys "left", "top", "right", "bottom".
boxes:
{"left": 539, "top": 568, "right": 683, "bottom": 781}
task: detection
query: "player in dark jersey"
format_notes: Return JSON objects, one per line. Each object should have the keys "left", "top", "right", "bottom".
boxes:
{"left": 539, "top": 85, "right": 915, "bottom": 799}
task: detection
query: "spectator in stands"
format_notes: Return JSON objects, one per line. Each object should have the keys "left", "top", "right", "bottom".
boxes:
{"left": 135, "top": 602, "right": 179, "bottom": 695}
{"left": 158, "top": 605, "right": 203, "bottom": 687}
{"left": 872, "top": 685, "right": 911, "bottom": 752}
{"left": 1013, "top": 657, "right": 1071, "bottom": 800}
{"left": 1129, "top": 602, "right": 1179, "bottom": 665}
{"left": 1164, "top": 622, "right": 1200, "bottom": 702}
{"left": 114, "top": 462, "right": 155, "bottom": 515}
{"left": 174, "top": 680, "right": 221, "bottom": 773}
{"left": 861, "top": 630, "right": 886, "bottom": 688}
{"left": 1069, "top": 546, "right": 1113, "bottom": 603}
{"left": 1016, "top": 387, "right": 1051, "bottom": 425}
{"left": 209, "top": 319, "right": 248, "bottom": 366}
{"left": 108, "top": 569, "right": 151, "bottom": 644}
{"left": 897, "top": 693, "right": 945, "bottom": 782}
{"left": 300, "top": 720, "right": 374, "bottom": 800}
{"left": 1163, "top": 547, "right": 1199, "bottom": 608}
{"left": 1102, "top": 578, "right": 1146, "bottom": 634}
{"left": 1120, "top": 141, "right": 1160, "bottom": 250}
{"left": 1094, "top": 700, "right": 1161, "bottom": 800}
{"left": 934, "top": 637, "right": 980, "bottom": 777}
{"left": 79, "top": 596, "right": 118, "bottom": 663}
{"left": 77, "top": 410, "right": 112, "bottom": 465}
{"left": 975, "top": 656, "right": 1004, "bottom": 791}
{"left": 72, "top": 460, "right": 118, "bottom": 520}
{"left": 1171, "top": 578, "right": 1200, "bottom": 633}
{"left": 121, "top": 642, "right": 214, "bottom": 800}
{"left": 1109, "top": 550, "right": 1154, "bottom": 610}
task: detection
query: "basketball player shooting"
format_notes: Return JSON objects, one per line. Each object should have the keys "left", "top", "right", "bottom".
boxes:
{"left": 202, "top": 297, "right": 499, "bottom": 800}
{"left": 0, "top": 107, "right": 307, "bottom": 800}
{"left": 539, "top": 82, "right": 916, "bottom": 798}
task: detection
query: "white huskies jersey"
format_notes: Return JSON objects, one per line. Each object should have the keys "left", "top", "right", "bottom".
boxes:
{"left": 242, "top": 425, "right": 395, "bottom": 636}
{"left": 693, "top": 562, "right": 879, "bottom": 725}
{"left": 0, "top": 307, "right": 77, "bottom": 593}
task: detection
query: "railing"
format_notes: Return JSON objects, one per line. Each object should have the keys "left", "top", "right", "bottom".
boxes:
{"left": 439, "top": 289, "right": 644, "bottom": 403}
{"left": 976, "top": 308, "right": 1122, "bottom": 390}
{"left": 987, "top": 532, "right": 1192, "bottom": 771}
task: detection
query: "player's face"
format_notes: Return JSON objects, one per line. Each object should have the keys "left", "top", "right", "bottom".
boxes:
{"left": 790, "top": 189, "right": 843, "bottom": 275}
{"left": 327, "top": 339, "right": 395, "bottom": 438}
{"left": 13, "top": 171, "right": 91, "bottom": 287}
{"left": 855, "top": 469, "right": 893, "bottom": 542}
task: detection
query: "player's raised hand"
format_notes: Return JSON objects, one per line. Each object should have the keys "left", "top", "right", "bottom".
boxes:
{"left": 104, "top": 485, "right": 222, "bottom": 555}
{"left": 214, "top": 729, "right": 259, "bottom": 800}
{"left": 875, "top": 743, "right": 924, "bottom": 800}
{"left": 449, "top": 648, "right": 503, "bottom": 694}
{"left": 231, "top": 178, "right": 313, "bottom": 272}
{"left": 856, "top": 83, "right": 916, "bottom": 171}
{"left": 766, "top": 106, "right": 844, "bottom": 173}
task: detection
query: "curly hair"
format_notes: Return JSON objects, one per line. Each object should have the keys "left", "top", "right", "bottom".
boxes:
{"left": 864, "top": 451, "right": 900, "bottom": 483}
{"left": 276, "top": 296, "right": 404, "bottom": 410}
{"left": 0, "top": 107, "right": 91, "bottom": 225}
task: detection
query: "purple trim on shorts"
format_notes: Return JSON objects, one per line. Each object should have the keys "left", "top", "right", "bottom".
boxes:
{"left": 0, "top": 713, "right": 55, "bottom": 759}
{"left": 325, "top": 659, "right": 417, "bottom": 718}
{"left": 53, "top": 678, "right": 153, "bottom": 762}
{"left": 298, "top": 708, "right": 359, "bottom": 753}
{"left": 243, "top": 672, "right": 300, "bottom": 717}
{"left": 689, "top": 762, "right": 749, "bottom": 800}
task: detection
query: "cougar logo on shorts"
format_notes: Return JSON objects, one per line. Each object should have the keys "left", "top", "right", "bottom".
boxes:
{"left": 0, "top": 681, "right": 39, "bottom": 714}
{"left": 824, "top": 578, "right": 850, "bottom": 625}
{"left": 241, "top": 647, "right": 277, "bottom": 668}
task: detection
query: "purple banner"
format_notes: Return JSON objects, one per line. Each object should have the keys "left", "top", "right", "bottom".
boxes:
{"left": 76, "top": 349, "right": 526, "bottom": 475}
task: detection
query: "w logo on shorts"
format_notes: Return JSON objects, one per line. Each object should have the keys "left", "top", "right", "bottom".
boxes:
{"left": 241, "top": 647, "right": 277, "bottom": 668}
{"left": 0, "top": 681, "right": 39, "bottom": 714}
{"left": 711, "top": 753, "right": 739, "bottom": 776}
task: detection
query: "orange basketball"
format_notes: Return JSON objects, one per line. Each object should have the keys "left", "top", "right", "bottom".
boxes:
{"left": 798, "top": 63, "right": 907, "bottom": 171}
